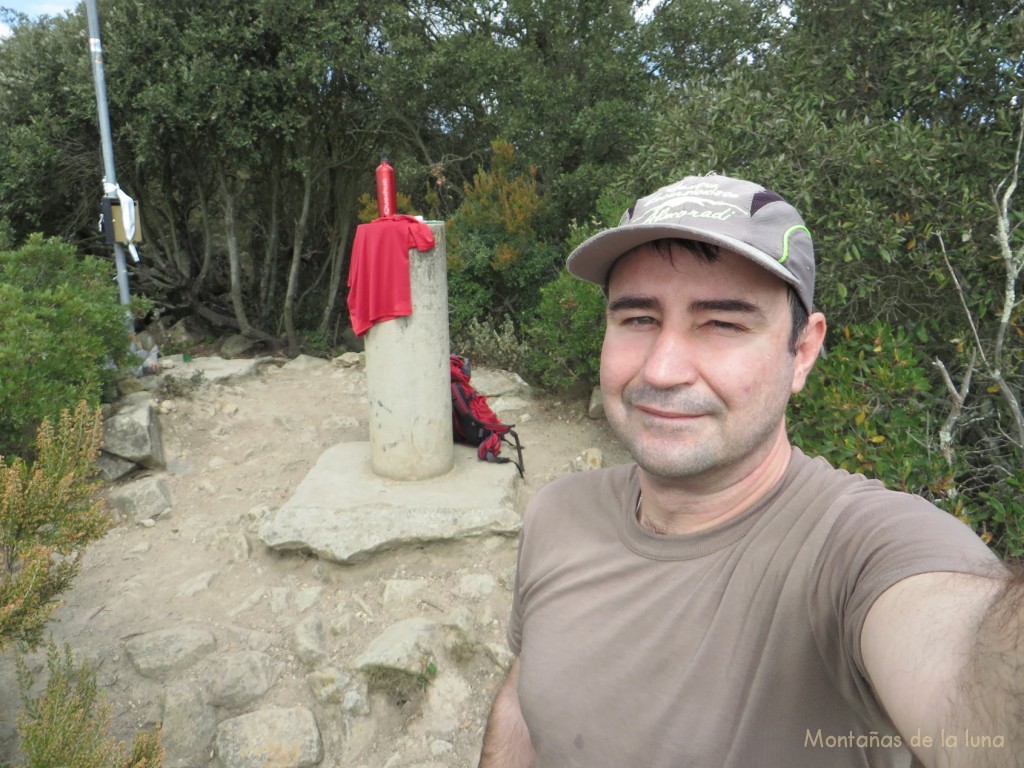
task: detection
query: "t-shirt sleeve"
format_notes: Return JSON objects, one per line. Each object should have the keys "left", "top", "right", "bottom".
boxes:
{"left": 811, "top": 486, "right": 1000, "bottom": 706}
{"left": 407, "top": 220, "right": 436, "bottom": 252}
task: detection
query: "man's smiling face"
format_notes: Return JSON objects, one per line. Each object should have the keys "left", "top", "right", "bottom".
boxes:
{"left": 600, "top": 240, "right": 820, "bottom": 489}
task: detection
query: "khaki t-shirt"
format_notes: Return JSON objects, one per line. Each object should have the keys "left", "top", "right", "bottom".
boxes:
{"left": 509, "top": 448, "right": 997, "bottom": 768}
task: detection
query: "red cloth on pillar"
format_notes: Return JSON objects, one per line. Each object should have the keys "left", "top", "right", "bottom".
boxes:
{"left": 346, "top": 215, "right": 436, "bottom": 336}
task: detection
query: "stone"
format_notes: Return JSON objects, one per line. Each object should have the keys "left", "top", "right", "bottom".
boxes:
{"left": 165, "top": 316, "right": 210, "bottom": 348}
{"left": 382, "top": 578, "right": 428, "bottom": 604}
{"left": 161, "top": 680, "right": 216, "bottom": 768}
{"left": 97, "top": 450, "right": 137, "bottom": 482}
{"left": 334, "top": 351, "right": 364, "bottom": 368}
{"left": 201, "top": 651, "right": 279, "bottom": 709}
{"left": 125, "top": 627, "right": 217, "bottom": 681}
{"left": 355, "top": 618, "right": 441, "bottom": 678}
{"left": 471, "top": 368, "right": 532, "bottom": 400}
{"left": 214, "top": 707, "right": 323, "bottom": 768}
{"left": 219, "top": 334, "right": 260, "bottom": 359}
{"left": 455, "top": 573, "right": 496, "bottom": 600}
{"left": 284, "top": 354, "right": 329, "bottom": 371}
{"left": 293, "top": 586, "right": 323, "bottom": 614}
{"left": 176, "top": 570, "right": 217, "bottom": 598}
{"left": 307, "top": 666, "right": 349, "bottom": 705}
{"left": 292, "top": 615, "right": 327, "bottom": 667}
{"left": 103, "top": 401, "right": 165, "bottom": 468}
{"left": 107, "top": 475, "right": 172, "bottom": 524}
{"left": 259, "top": 442, "right": 521, "bottom": 564}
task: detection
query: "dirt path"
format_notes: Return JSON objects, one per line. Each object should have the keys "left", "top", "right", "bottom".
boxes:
{"left": 0, "top": 355, "right": 629, "bottom": 767}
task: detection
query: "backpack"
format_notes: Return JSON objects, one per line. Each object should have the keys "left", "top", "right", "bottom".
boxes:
{"left": 450, "top": 354, "right": 525, "bottom": 477}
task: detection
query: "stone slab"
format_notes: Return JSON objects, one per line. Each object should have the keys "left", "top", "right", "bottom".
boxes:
{"left": 259, "top": 442, "right": 522, "bottom": 564}
{"left": 159, "top": 355, "right": 276, "bottom": 385}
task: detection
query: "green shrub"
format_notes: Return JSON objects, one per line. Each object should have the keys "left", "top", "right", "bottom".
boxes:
{"left": 789, "top": 320, "right": 952, "bottom": 499}
{"left": 451, "top": 315, "right": 531, "bottom": 373}
{"left": 524, "top": 271, "right": 606, "bottom": 392}
{"left": 14, "top": 641, "right": 163, "bottom": 768}
{"left": 0, "top": 234, "right": 130, "bottom": 458}
{"left": 446, "top": 139, "right": 561, "bottom": 338}
{"left": 966, "top": 470, "right": 1024, "bottom": 560}
{"left": 1, "top": 401, "right": 109, "bottom": 651}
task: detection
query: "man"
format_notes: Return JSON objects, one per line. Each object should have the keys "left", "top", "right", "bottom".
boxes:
{"left": 478, "top": 174, "right": 1021, "bottom": 768}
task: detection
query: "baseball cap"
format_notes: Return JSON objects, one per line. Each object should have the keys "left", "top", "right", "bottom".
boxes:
{"left": 566, "top": 174, "right": 815, "bottom": 313}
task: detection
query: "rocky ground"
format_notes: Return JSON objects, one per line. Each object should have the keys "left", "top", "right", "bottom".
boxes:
{"left": 0, "top": 352, "right": 630, "bottom": 768}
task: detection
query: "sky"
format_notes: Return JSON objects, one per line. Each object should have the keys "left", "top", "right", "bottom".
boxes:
{"left": 1, "top": 0, "right": 80, "bottom": 38}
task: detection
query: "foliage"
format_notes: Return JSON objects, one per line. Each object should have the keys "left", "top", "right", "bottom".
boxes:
{"left": 451, "top": 316, "right": 531, "bottom": 374}
{"left": 0, "top": 235, "right": 130, "bottom": 457}
{"left": 356, "top": 190, "right": 419, "bottom": 224}
{"left": 0, "top": 402, "right": 109, "bottom": 651}
{"left": 968, "top": 471, "right": 1024, "bottom": 559}
{"left": 15, "top": 641, "right": 163, "bottom": 767}
{"left": 446, "top": 139, "right": 561, "bottom": 335}
{"left": 789, "top": 322, "right": 951, "bottom": 498}
{"left": 524, "top": 272, "right": 606, "bottom": 392}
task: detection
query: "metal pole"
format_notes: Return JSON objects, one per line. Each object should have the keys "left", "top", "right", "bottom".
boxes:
{"left": 85, "top": 0, "right": 131, "bottom": 310}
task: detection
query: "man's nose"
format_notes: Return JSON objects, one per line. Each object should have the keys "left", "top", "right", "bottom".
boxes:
{"left": 640, "top": 328, "right": 699, "bottom": 389}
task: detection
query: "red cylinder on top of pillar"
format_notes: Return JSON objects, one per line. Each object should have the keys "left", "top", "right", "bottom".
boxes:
{"left": 375, "top": 157, "right": 396, "bottom": 218}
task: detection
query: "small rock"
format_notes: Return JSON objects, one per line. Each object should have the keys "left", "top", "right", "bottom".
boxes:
{"left": 125, "top": 627, "right": 217, "bottom": 681}
{"left": 176, "top": 570, "right": 217, "bottom": 598}
{"left": 214, "top": 707, "right": 322, "bottom": 768}
{"left": 293, "top": 615, "right": 327, "bottom": 667}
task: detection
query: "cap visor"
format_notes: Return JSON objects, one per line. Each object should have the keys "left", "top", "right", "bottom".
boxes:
{"left": 566, "top": 224, "right": 797, "bottom": 289}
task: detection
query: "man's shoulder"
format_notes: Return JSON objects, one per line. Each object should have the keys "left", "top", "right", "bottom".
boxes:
{"left": 533, "top": 462, "right": 637, "bottom": 501}
{"left": 524, "top": 463, "right": 637, "bottom": 526}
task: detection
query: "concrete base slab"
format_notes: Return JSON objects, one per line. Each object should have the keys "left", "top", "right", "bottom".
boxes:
{"left": 259, "top": 442, "right": 522, "bottom": 564}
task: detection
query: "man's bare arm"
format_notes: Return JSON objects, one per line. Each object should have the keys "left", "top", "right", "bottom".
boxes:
{"left": 479, "top": 658, "right": 535, "bottom": 768}
{"left": 861, "top": 567, "right": 1024, "bottom": 767}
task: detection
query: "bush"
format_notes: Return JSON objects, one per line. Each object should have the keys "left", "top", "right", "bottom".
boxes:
{"left": 967, "top": 470, "right": 1024, "bottom": 560}
{"left": 789, "top": 320, "right": 952, "bottom": 499}
{"left": 13, "top": 641, "right": 162, "bottom": 768}
{"left": 446, "top": 139, "right": 561, "bottom": 338}
{"left": 524, "top": 271, "right": 606, "bottom": 392}
{"left": 0, "top": 235, "right": 130, "bottom": 458}
{"left": 0, "top": 401, "right": 109, "bottom": 651}
{"left": 450, "top": 315, "right": 531, "bottom": 374}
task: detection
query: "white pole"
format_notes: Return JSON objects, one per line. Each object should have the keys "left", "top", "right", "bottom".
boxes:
{"left": 85, "top": 0, "right": 132, "bottom": 311}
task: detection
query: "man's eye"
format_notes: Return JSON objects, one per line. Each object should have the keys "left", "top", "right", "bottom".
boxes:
{"left": 624, "top": 315, "right": 657, "bottom": 327}
{"left": 707, "top": 320, "right": 743, "bottom": 332}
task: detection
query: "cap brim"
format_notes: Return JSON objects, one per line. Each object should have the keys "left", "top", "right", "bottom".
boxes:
{"left": 566, "top": 224, "right": 798, "bottom": 290}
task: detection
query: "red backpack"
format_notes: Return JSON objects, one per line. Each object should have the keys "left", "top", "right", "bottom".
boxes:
{"left": 450, "top": 355, "right": 524, "bottom": 477}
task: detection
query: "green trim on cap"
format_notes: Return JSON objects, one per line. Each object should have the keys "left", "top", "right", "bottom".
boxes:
{"left": 780, "top": 225, "right": 811, "bottom": 264}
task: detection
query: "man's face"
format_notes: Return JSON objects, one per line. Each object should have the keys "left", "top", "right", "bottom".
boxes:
{"left": 600, "top": 242, "right": 821, "bottom": 488}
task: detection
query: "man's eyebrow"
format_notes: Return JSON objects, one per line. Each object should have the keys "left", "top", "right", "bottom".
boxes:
{"left": 690, "top": 298, "right": 767, "bottom": 319}
{"left": 607, "top": 295, "right": 661, "bottom": 313}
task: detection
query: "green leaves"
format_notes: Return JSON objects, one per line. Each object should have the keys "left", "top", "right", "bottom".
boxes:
{"left": 790, "top": 321, "right": 949, "bottom": 496}
{"left": 0, "top": 235, "right": 128, "bottom": 457}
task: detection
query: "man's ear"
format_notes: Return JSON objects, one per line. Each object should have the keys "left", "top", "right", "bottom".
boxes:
{"left": 791, "top": 312, "right": 827, "bottom": 394}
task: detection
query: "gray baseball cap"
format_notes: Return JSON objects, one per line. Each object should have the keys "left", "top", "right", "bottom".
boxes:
{"left": 566, "top": 174, "right": 815, "bottom": 313}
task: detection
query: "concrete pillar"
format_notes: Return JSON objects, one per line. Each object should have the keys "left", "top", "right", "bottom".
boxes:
{"left": 364, "top": 222, "right": 454, "bottom": 480}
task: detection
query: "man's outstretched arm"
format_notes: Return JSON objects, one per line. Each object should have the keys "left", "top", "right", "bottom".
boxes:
{"left": 479, "top": 658, "right": 536, "bottom": 768}
{"left": 862, "top": 566, "right": 1024, "bottom": 768}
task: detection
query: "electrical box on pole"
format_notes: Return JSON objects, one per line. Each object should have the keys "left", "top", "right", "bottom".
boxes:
{"left": 101, "top": 197, "right": 143, "bottom": 245}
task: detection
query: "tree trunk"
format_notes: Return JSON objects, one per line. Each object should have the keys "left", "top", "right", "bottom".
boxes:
{"left": 217, "top": 163, "right": 264, "bottom": 339}
{"left": 260, "top": 162, "right": 282, "bottom": 326}
{"left": 283, "top": 170, "right": 314, "bottom": 357}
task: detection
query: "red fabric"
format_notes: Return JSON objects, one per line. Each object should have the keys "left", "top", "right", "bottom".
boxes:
{"left": 346, "top": 215, "right": 436, "bottom": 336}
